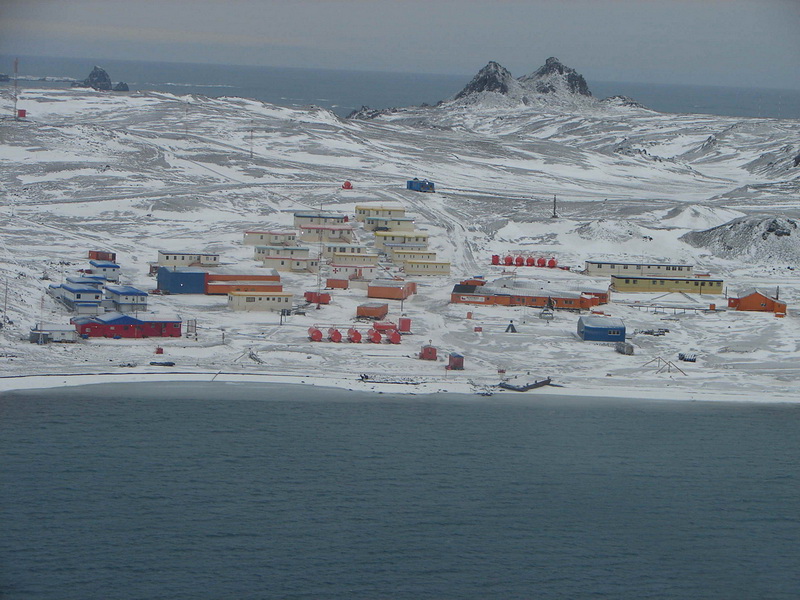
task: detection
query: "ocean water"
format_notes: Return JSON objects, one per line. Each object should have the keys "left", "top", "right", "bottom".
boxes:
{"left": 2, "top": 54, "right": 800, "bottom": 120}
{"left": 2, "top": 382, "right": 799, "bottom": 599}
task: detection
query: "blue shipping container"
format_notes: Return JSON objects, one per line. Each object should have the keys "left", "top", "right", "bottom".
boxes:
{"left": 407, "top": 178, "right": 435, "bottom": 193}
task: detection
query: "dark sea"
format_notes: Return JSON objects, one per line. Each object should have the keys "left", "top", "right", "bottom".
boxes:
{"left": 2, "top": 382, "right": 799, "bottom": 599}
{"left": 2, "top": 54, "right": 800, "bottom": 120}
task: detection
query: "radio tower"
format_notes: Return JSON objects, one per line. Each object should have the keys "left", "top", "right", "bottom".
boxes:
{"left": 13, "top": 58, "right": 19, "bottom": 119}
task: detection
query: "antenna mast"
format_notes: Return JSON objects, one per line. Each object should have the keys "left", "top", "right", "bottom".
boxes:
{"left": 13, "top": 57, "right": 19, "bottom": 119}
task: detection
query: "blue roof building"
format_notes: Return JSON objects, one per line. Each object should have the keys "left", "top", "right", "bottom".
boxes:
{"left": 105, "top": 285, "right": 148, "bottom": 313}
{"left": 577, "top": 316, "right": 626, "bottom": 342}
{"left": 89, "top": 260, "right": 120, "bottom": 281}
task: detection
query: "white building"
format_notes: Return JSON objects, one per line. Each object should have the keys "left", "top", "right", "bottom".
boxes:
{"left": 293, "top": 211, "right": 348, "bottom": 227}
{"left": 390, "top": 249, "right": 437, "bottom": 265}
{"left": 329, "top": 263, "right": 378, "bottom": 280}
{"left": 330, "top": 252, "right": 380, "bottom": 266}
{"left": 228, "top": 291, "right": 294, "bottom": 311}
{"left": 321, "top": 243, "right": 371, "bottom": 259}
{"left": 260, "top": 256, "right": 319, "bottom": 273}
{"left": 254, "top": 246, "right": 311, "bottom": 259}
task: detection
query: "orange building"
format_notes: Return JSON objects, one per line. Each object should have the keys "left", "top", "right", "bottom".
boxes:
{"left": 450, "top": 282, "right": 602, "bottom": 310}
{"left": 727, "top": 289, "right": 787, "bottom": 314}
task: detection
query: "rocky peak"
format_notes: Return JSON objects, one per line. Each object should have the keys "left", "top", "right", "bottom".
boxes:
{"left": 519, "top": 57, "right": 591, "bottom": 97}
{"left": 84, "top": 66, "right": 112, "bottom": 91}
{"left": 454, "top": 61, "right": 521, "bottom": 100}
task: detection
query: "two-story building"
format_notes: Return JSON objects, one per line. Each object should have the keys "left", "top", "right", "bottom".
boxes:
{"left": 374, "top": 231, "right": 429, "bottom": 251}
{"left": 243, "top": 230, "right": 298, "bottom": 246}
{"left": 585, "top": 260, "right": 694, "bottom": 277}
{"left": 105, "top": 285, "right": 149, "bottom": 313}
{"left": 354, "top": 204, "right": 406, "bottom": 222}
{"left": 157, "top": 251, "right": 220, "bottom": 268}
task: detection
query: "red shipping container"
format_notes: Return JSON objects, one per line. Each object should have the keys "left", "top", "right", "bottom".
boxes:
{"left": 398, "top": 317, "right": 411, "bottom": 333}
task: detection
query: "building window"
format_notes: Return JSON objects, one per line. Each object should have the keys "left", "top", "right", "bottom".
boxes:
{"left": 246, "top": 297, "right": 255, "bottom": 302}
{"left": 623, "top": 265, "right": 628, "bottom": 270}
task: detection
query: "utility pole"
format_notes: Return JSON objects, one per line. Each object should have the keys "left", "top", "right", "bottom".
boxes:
{"left": 249, "top": 121, "right": 254, "bottom": 159}
{"left": 551, "top": 194, "right": 558, "bottom": 219}
{"left": 184, "top": 101, "right": 189, "bottom": 139}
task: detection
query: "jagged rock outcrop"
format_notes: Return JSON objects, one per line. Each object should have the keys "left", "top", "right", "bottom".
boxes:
{"left": 519, "top": 57, "right": 591, "bottom": 96}
{"left": 681, "top": 216, "right": 800, "bottom": 262}
{"left": 794, "top": 152, "right": 800, "bottom": 167}
{"left": 113, "top": 81, "right": 129, "bottom": 92}
{"left": 83, "top": 66, "right": 112, "bottom": 90}
{"left": 602, "top": 95, "right": 646, "bottom": 109}
{"left": 454, "top": 61, "right": 523, "bottom": 100}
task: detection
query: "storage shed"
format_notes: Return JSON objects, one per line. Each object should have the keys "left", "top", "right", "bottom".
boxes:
{"left": 357, "top": 302, "right": 389, "bottom": 320}
{"left": 29, "top": 323, "right": 78, "bottom": 344}
{"left": 577, "top": 316, "right": 626, "bottom": 342}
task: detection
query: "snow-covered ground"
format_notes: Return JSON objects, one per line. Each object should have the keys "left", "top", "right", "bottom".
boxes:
{"left": 1, "top": 86, "right": 799, "bottom": 400}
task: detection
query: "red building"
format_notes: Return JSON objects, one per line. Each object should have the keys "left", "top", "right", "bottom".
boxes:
{"left": 72, "top": 312, "right": 182, "bottom": 338}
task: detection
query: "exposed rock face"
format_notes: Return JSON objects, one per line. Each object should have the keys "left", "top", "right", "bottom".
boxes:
{"left": 519, "top": 57, "right": 591, "bottom": 96}
{"left": 602, "top": 95, "right": 646, "bottom": 109}
{"left": 794, "top": 152, "right": 800, "bottom": 167}
{"left": 681, "top": 216, "right": 800, "bottom": 262}
{"left": 83, "top": 66, "right": 112, "bottom": 90}
{"left": 454, "top": 61, "right": 522, "bottom": 100}
{"left": 113, "top": 81, "right": 129, "bottom": 92}
{"left": 0, "top": 73, "right": 9, "bottom": 82}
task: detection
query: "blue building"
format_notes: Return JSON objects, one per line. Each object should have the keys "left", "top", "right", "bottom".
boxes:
{"left": 65, "top": 275, "right": 106, "bottom": 289}
{"left": 406, "top": 178, "right": 435, "bottom": 193}
{"left": 577, "top": 316, "right": 626, "bottom": 342}
{"left": 49, "top": 283, "right": 104, "bottom": 314}
{"left": 156, "top": 266, "right": 207, "bottom": 294}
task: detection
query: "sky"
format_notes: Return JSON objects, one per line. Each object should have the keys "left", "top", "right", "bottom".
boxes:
{"left": 1, "top": 0, "right": 799, "bottom": 90}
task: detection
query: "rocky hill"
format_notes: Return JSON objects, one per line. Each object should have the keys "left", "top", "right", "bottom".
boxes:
{"left": 681, "top": 216, "right": 800, "bottom": 263}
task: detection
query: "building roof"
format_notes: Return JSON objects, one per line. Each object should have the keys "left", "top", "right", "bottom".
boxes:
{"left": 228, "top": 291, "right": 294, "bottom": 297}
{"left": 579, "top": 315, "right": 626, "bottom": 329}
{"left": 62, "top": 284, "right": 104, "bottom": 294}
{"left": 375, "top": 231, "right": 429, "bottom": 238}
{"left": 32, "top": 323, "right": 76, "bottom": 332}
{"left": 105, "top": 285, "right": 148, "bottom": 296}
{"left": 293, "top": 211, "right": 347, "bottom": 218}
{"left": 88, "top": 260, "right": 119, "bottom": 268}
{"left": 157, "top": 250, "right": 219, "bottom": 257}
{"left": 91, "top": 312, "right": 181, "bottom": 324}
{"left": 157, "top": 266, "right": 208, "bottom": 274}
{"left": 369, "top": 280, "right": 413, "bottom": 288}
{"left": 611, "top": 274, "right": 722, "bottom": 282}
{"left": 735, "top": 288, "right": 782, "bottom": 302}
{"left": 66, "top": 276, "right": 106, "bottom": 284}
{"left": 355, "top": 204, "right": 404, "bottom": 210}
{"left": 299, "top": 224, "right": 353, "bottom": 231}
{"left": 586, "top": 260, "right": 692, "bottom": 267}
{"left": 245, "top": 229, "right": 296, "bottom": 235}
{"left": 366, "top": 216, "right": 414, "bottom": 222}
{"left": 255, "top": 245, "right": 311, "bottom": 251}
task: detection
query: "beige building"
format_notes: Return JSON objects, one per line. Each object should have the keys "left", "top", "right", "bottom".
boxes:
{"left": 611, "top": 275, "right": 723, "bottom": 294}
{"left": 330, "top": 251, "right": 380, "bottom": 266}
{"left": 403, "top": 260, "right": 451, "bottom": 276}
{"left": 374, "top": 231, "right": 429, "bottom": 250}
{"left": 586, "top": 260, "right": 694, "bottom": 277}
{"left": 157, "top": 251, "right": 220, "bottom": 267}
{"left": 243, "top": 230, "right": 297, "bottom": 246}
{"left": 298, "top": 224, "right": 354, "bottom": 243}
{"left": 254, "top": 245, "right": 311, "bottom": 259}
{"left": 329, "top": 263, "right": 378, "bottom": 280}
{"left": 260, "top": 256, "right": 319, "bottom": 273}
{"left": 321, "top": 243, "right": 371, "bottom": 259}
{"left": 390, "top": 249, "right": 437, "bottom": 265}
{"left": 293, "top": 211, "right": 348, "bottom": 227}
{"left": 228, "top": 291, "right": 294, "bottom": 311}
{"left": 354, "top": 204, "right": 406, "bottom": 222}
{"left": 364, "top": 216, "right": 415, "bottom": 232}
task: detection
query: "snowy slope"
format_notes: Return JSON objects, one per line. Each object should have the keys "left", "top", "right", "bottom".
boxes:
{"left": 1, "top": 85, "right": 800, "bottom": 400}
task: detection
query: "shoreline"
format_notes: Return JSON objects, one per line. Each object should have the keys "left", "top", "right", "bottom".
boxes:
{"left": 0, "top": 370, "right": 797, "bottom": 403}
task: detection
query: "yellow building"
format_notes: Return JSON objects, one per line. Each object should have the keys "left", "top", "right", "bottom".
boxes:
{"left": 611, "top": 275, "right": 723, "bottom": 294}
{"left": 390, "top": 249, "right": 437, "bottom": 265}
{"left": 364, "top": 216, "right": 415, "bottom": 232}
{"left": 403, "top": 260, "right": 451, "bottom": 276}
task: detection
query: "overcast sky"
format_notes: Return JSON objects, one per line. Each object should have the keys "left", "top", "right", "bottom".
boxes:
{"left": 1, "top": 0, "right": 799, "bottom": 89}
